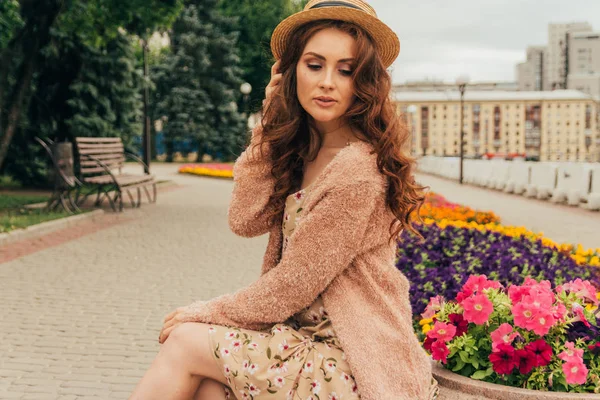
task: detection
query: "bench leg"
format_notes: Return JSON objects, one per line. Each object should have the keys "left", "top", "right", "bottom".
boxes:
{"left": 126, "top": 189, "right": 136, "bottom": 209}
{"left": 137, "top": 187, "right": 142, "bottom": 207}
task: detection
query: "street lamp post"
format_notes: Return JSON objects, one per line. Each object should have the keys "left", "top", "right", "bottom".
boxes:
{"left": 240, "top": 82, "right": 252, "bottom": 127}
{"left": 456, "top": 75, "right": 470, "bottom": 184}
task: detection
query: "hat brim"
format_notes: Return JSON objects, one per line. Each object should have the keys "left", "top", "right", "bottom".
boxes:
{"left": 271, "top": 7, "right": 400, "bottom": 68}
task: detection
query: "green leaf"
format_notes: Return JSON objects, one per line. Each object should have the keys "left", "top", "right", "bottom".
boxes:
{"left": 266, "top": 347, "right": 271, "bottom": 359}
{"left": 470, "top": 370, "right": 488, "bottom": 380}
{"left": 452, "top": 359, "right": 465, "bottom": 371}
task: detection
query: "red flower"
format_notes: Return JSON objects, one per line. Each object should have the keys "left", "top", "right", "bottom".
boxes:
{"left": 525, "top": 339, "right": 553, "bottom": 367}
{"left": 489, "top": 343, "right": 520, "bottom": 375}
{"left": 515, "top": 348, "right": 537, "bottom": 374}
{"left": 423, "top": 336, "right": 435, "bottom": 352}
{"left": 588, "top": 343, "right": 600, "bottom": 356}
{"left": 448, "top": 313, "right": 469, "bottom": 337}
{"left": 431, "top": 340, "right": 450, "bottom": 364}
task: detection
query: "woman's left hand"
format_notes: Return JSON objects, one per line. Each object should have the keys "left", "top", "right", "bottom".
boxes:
{"left": 158, "top": 306, "right": 187, "bottom": 344}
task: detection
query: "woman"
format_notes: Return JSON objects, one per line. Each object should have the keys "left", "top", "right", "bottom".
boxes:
{"left": 130, "top": 1, "right": 438, "bottom": 399}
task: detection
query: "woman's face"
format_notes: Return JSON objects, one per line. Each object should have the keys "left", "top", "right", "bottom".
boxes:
{"left": 296, "top": 28, "right": 356, "bottom": 125}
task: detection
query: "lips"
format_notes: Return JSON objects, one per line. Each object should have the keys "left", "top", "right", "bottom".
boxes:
{"left": 314, "top": 96, "right": 336, "bottom": 103}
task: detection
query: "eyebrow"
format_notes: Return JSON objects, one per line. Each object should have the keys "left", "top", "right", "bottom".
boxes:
{"left": 302, "top": 51, "right": 355, "bottom": 63}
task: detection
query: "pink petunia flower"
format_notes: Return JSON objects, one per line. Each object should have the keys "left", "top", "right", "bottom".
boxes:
{"left": 422, "top": 295, "right": 445, "bottom": 319}
{"left": 556, "top": 278, "right": 599, "bottom": 306}
{"left": 512, "top": 301, "right": 536, "bottom": 330}
{"left": 562, "top": 360, "right": 589, "bottom": 385}
{"left": 426, "top": 321, "right": 457, "bottom": 342}
{"left": 461, "top": 293, "right": 494, "bottom": 325}
{"left": 558, "top": 342, "right": 584, "bottom": 364}
{"left": 527, "top": 307, "right": 556, "bottom": 336}
{"left": 456, "top": 274, "right": 502, "bottom": 303}
{"left": 491, "top": 323, "right": 522, "bottom": 351}
{"left": 552, "top": 302, "right": 568, "bottom": 323}
{"left": 572, "top": 302, "right": 591, "bottom": 328}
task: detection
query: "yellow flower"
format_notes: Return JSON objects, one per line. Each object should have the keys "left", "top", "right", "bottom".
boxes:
{"left": 419, "top": 318, "right": 433, "bottom": 326}
{"left": 422, "top": 324, "right": 432, "bottom": 334}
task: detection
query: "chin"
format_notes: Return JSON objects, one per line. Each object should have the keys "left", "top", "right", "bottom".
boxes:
{"left": 306, "top": 108, "right": 342, "bottom": 122}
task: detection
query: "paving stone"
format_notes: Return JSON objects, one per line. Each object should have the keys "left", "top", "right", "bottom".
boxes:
{"left": 0, "top": 164, "right": 266, "bottom": 399}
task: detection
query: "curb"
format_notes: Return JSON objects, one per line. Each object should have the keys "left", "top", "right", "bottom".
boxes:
{"left": 0, "top": 209, "right": 106, "bottom": 247}
{"left": 1, "top": 180, "right": 178, "bottom": 247}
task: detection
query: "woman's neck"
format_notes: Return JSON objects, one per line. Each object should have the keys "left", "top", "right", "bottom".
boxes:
{"left": 314, "top": 119, "right": 358, "bottom": 148}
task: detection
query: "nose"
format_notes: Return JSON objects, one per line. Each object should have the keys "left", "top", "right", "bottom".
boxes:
{"left": 318, "top": 67, "right": 335, "bottom": 90}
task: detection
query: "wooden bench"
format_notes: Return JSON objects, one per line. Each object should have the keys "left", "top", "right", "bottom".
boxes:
{"left": 74, "top": 137, "right": 156, "bottom": 212}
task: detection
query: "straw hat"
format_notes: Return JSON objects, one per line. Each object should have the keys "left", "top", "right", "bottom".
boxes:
{"left": 270, "top": 0, "right": 400, "bottom": 68}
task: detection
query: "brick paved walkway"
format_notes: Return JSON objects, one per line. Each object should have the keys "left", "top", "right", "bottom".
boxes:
{"left": 1, "top": 164, "right": 598, "bottom": 399}
{"left": 0, "top": 164, "right": 267, "bottom": 399}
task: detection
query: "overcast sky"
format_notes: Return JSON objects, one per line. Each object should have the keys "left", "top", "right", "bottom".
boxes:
{"left": 367, "top": 0, "right": 600, "bottom": 85}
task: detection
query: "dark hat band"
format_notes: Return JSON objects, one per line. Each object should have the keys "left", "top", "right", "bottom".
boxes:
{"left": 309, "top": 1, "right": 363, "bottom": 11}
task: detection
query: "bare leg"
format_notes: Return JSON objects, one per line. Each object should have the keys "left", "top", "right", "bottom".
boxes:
{"left": 129, "top": 337, "right": 203, "bottom": 400}
{"left": 193, "top": 378, "right": 228, "bottom": 400}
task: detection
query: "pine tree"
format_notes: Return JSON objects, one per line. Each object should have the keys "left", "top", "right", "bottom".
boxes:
{"left": 66, "top": 32, "right": 143, "bottom": 145}
{"left": 155, "top": 0, "right": 246, "bottom": 162}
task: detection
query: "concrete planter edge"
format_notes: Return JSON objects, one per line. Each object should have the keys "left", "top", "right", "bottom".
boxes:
{"left": 431, "top": 359, "right": 600, "bottom": 400}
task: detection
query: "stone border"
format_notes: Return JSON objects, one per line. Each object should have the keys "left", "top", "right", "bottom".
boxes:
{"left": 0, "top": 209, "right": 106, "bottom": 247}
{"left": 432, "top": 360, "right": 600, "bottom": 399}
{"left": 1, "top": 180, "right": 179, "bottom": 247}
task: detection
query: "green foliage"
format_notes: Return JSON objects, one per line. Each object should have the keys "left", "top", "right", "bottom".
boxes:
{"left": 218, "top": 0, "right": 306, "bottom": 113}
{"left": 0, "top": 0, "right": 23, "bottom": 50}
{"left": 65, "top": 32, "right": 143, "bottom": 145}
{"left": 1, "top": 0, "right": 182, "bottom": 186}
{"left": 155, "top": 0, "right": 246, "bottom": 162}
{"left": 57, "top": 0, "right": 184, "bottom": 46}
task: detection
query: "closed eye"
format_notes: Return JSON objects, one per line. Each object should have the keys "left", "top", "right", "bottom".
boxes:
{"left": 308, "top": 64, "right": 353, "bottom": 76}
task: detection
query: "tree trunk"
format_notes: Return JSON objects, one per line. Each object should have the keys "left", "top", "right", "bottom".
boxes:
{"left": 0, "top": 3, "right": 61, "bottom": 171}
{"left": 0, "top": 44, "right": 37, "bottom": 170}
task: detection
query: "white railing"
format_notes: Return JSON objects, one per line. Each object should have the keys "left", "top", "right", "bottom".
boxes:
{"left": 416, "top": 156, "right": 600, "bottom": 211}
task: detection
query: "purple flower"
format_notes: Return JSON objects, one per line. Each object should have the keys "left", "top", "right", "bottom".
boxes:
{"left": 396, "top": 224, "right": 600, "bottom": 317}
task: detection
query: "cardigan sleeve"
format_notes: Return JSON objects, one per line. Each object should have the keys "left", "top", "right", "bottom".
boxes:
{"left": 179, "top": 181, "right": 379, "bottom": 331}
{"left": 228, "top": 125, "right": 278, "bottom": 238}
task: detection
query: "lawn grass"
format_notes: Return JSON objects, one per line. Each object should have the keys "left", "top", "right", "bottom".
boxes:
{"left": 0, "top": 193, "right": 75, "bottom": 233}
{"left": 0, "top": 209, "right": 72, "bottom": 233}
{"left": 0, "top": 194, "right": 49, "bottom": 209}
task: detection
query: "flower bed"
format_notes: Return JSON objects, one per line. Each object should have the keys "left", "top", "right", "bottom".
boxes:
{"left": 417, "top": 192, "right": 600, "bottom": 267}
{"left": 397, "top": 223, "right": 600, "bottom": 319}
{"left": 420, "top": 274, "right": 600, "bottom": 393}
{"left": 178, "top": 163, "right": 233, "bottom": 179}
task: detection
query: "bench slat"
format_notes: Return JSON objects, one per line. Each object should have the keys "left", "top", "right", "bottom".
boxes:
{"left": 80, "top": 157, "right": 125, "bottom": 167}
{"left": 83, "top": 174, "right": 154, "bottom": 186}
{"left": 81, "top": 165, "right": 124, "bottom": 175}
{"left": 77, "top": 143, "right": 124, "bottom": 150}
{"left": 78, "top": 147, "right": 123, "bottom": 156}
{"left": 75, "top": 137, "right": 123, "bottom": 143}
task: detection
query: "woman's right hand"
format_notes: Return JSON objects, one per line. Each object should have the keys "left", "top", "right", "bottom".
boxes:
{"left": 263, "top": 60, "right": 282, "bottom": 110}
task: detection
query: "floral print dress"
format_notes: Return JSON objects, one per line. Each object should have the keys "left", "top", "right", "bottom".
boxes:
{"left": 207, "top": 182, "right": 361, "bottom": 400}
{"left": 207, "top": 183, "right": 440, "bottom": 400}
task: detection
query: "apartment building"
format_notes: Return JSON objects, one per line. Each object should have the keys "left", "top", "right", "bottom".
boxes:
{"left": 395, "top": 90, "right": 600, "bottom": 162}
{"left": 516, "top": 46, "right": 546, "bottom": 91}
{"left": 546, "top": 22, "right": 592, "bottom": 90}
{"left": 567, "top": 31, "right": 600, "bottom": 96}
{"left": 394, "top": 80, "right": 518, "bottom": 92}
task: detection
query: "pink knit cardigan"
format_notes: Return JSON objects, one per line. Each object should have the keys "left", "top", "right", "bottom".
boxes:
{"left": 180, "top": 132, "right": 435, "bottom": 400}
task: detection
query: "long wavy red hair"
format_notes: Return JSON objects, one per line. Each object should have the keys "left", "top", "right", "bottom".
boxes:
{"left": 249, "top": 19, "right": 428, "bottom": 245}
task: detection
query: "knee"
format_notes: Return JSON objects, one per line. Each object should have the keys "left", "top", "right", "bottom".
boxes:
{"left": 168, "top": 322, "right": 199, "bottom": 347}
